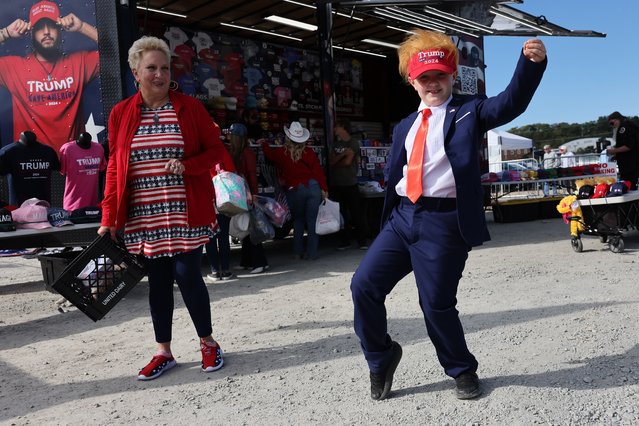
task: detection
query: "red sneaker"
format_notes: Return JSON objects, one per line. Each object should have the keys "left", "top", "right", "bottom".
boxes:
{"left": 137, "top": 354, "right": 177, "bottom": 381}
{"left": 201, "top": 340, "right": 224, "bottom": 372}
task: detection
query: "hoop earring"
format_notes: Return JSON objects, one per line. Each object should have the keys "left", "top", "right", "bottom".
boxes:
{"left": 169, "top": 80, "right": 179, "bottom": 91}
{"left": 134, "top": 80, "right": 140, "bottom": 90}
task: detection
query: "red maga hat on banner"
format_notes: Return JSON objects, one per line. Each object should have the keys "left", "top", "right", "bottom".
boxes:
{"left": 30, "top": 1, "right": 60, "bottom": 26}
{"left": 408, "top": 49, "right": 456, "bottom": 80}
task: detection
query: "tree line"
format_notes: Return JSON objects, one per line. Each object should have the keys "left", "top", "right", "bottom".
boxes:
{"left": 507, "top": 115, "right": 639, "bottom": 153}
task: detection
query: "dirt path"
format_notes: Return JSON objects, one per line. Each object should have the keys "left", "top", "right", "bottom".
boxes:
{"left": 1, "top": 214, "right": 638, "bottom": 425}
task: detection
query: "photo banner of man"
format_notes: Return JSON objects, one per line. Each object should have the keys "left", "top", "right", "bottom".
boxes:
{"left": 0, "top": 0, "right": 103, "bottom": 151}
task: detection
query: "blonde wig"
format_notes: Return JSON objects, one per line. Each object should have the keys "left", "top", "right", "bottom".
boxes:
{"left": 397, "top": 29, "right": 458, "bottom": 82}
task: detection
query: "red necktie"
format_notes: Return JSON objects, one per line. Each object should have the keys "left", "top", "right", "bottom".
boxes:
{"left": 406, "top": 108, "right": 431, "bottom": 203}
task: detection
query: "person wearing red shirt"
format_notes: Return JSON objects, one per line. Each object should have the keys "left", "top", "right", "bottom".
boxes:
{"left": 261, "top": 122, "right": 327, "bottom": 260}
{"left": 0, "top": 1, "right": 99, "bottom": 151}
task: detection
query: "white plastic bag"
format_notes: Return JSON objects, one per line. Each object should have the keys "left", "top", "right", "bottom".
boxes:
{"left": 229, "top": 211, "right": 251, "bottom": 239}
{"left": 315, "top": 199, "right": 340, "bottom": 235}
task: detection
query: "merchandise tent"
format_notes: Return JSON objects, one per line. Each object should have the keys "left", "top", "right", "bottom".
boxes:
{"left": 0, "top": 0, "right": 605, "bottom": 249}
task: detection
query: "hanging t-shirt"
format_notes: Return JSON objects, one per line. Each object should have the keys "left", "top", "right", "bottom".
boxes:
{"left": 173, "top": 44, "right": 196, "bottom": 73}
{"left": 192, "top": 32, "right": 213, "bottom": 53}
{"left": 0, "top": 141, "right": 61, "bottom": 205}
{"left": 59, "top": 141, "right": 107, "bottom": 211}
{"left": 0, "top": 51, "right": 100, "bottom": 151}
{"left": 164, "top": 27, "right": 188, "bottom": 52}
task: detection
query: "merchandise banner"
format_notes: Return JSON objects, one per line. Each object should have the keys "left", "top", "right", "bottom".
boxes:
{"left": 0, "top": 0, "right": 104, "bottom": 150}
{"left": 452, "top": 35, "right": 485, "bottom": 96}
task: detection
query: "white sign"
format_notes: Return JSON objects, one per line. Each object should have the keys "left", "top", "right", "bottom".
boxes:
{"left": 598, "top": 162, "right": 617, "bottom": 175}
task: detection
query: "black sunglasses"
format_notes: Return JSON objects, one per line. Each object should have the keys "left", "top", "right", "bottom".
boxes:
{"left": 609, "top": 121, "right": 615, "bottom": 126}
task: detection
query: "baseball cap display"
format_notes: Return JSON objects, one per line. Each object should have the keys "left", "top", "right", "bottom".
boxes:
{"left": 0, "top": 208, "right": 16, "bottom": 232}
{"left": 577, "top": 185, "right": 595, "bottom": 200}
{"left": 608, "top": 182, "right": 629, "bottom": 197}
{"left": 22, "top": 198, "right": 51, "bottom": 208}
{"left": 0, "top": 200, "right": 17, "bottom": 211}
{"left": 30, "top": 1, "right": 60, "bottom": 26}
{"left": 11, "top": 199, "right": 52, "bottom": 230}
{"left": 408, "top": 49, "right": 457, "bottom": 80}
{"left": 70, "top": 206, "right": 102, "bottom": 224}
{"left": 592, "top": 183, "right": 610, "bottom": 199}
{"left": 47, "top": 207, "right": 74, "bottom": 227}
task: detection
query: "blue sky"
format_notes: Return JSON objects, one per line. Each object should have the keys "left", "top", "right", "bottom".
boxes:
{"left": 483, "top": 0, "right": 638, "bottom": 131}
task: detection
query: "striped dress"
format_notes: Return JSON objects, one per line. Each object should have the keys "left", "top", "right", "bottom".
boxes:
{"left": 124, "top": 103, "right": 212, "bottom": 258}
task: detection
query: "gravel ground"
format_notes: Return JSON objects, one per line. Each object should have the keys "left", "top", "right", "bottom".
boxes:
{"left": 0, "top": 213, "right": 638, "bottom": 425}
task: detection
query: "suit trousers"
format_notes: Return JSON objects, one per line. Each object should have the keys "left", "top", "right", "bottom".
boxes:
{"left": 351, "top": 197, "right": 478, "bottom": 377}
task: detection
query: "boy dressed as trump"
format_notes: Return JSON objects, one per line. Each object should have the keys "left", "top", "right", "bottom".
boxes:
{"left": 350, "top": 29, "right": 546, "bottom": 401}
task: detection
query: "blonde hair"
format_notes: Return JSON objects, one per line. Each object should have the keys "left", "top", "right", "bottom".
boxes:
{"left": 397, "top": 29, "right": 458, "bottom": 82}
{"left": 284, "top": 137, "right": 305, "bottom": 162}
{"left": 128, "top": 36, "right": 171, "bottom": 70}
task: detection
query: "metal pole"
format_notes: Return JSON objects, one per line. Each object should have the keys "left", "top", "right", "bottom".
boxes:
{"left": 316, "top": 2, "right": 335, "bottom": 180}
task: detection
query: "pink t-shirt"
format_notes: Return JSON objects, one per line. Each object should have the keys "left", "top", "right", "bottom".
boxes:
{"left": 59, "top": 141, "right": 107, "bottom": 211}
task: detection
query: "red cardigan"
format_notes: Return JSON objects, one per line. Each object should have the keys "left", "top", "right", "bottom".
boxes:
{"left": 261, "top": 143, "right": 328, "bottom": 191}
{"left": 101, "top": 90, "right": 233, "bottom": 229}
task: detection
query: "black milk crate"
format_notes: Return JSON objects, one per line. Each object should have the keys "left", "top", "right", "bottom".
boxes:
{"left": 51, "top": 234, "right": 146, "bottom": 321}
{"left": 38, "top": 250, "right": 83, "bottom": 293}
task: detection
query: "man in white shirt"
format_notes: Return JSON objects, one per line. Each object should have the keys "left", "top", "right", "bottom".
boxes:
{"left": 559, "top": 145, "right": 576, "bottom": 167}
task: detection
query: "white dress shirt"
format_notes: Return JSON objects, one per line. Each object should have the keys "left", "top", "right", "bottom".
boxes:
{"left": 395, "top": 97, "right": 457, "bottom": 198}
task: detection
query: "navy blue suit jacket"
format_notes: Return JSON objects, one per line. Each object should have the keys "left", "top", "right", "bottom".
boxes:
{"left": 382, "top": 52, "right": 547, "bottom": 247}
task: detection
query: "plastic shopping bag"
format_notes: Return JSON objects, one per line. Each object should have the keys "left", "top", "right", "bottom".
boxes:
{"left": 315, "top": 199, "right": 340, "bottom": 235}
{"left": 249, "top": 207, "right": 275, "bottom": 244}
{"left": 229, "top": 211, "right": 251, "bottom": 239}
{"left": 212, "top": 166, "right": 249, "bottom": 216}
{"left": 254, "top": 195, "right": 288, "bottom": 228}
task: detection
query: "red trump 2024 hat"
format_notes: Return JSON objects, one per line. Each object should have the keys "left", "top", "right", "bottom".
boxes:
{"left": 408, "top": 49, "right": 457, "bottom": 80}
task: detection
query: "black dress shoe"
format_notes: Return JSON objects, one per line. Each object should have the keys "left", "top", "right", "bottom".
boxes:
{"left": 369, "top": 341, "right": 403, "bottom": 400}
{"left": 454, "top": 372, "right": 482, "bottom": 399}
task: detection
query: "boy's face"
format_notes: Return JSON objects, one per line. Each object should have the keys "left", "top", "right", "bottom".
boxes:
{"left": 409, "top": 70, "right": 454, "bottom": 107}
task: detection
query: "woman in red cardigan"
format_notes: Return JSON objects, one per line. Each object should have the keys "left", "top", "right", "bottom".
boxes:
{"left": 261, "top": 122, "right": 328, "bottom": 259}
{"left": 99, "top": 36, "right": 233, "bottom": 381}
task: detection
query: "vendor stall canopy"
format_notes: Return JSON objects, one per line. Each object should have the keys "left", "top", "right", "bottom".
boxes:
{"left": 134, "top": 0, "right": 605, "bottom": 58}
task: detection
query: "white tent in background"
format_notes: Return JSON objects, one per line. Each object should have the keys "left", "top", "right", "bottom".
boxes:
{"left": 487, "top": 130, "right": 533, "bottom": 172}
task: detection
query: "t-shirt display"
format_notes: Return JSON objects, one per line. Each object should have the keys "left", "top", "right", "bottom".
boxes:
{"left": 0, "top": 140, "right": 61, "bottom": 205}
{"left": 163, "top": 26, "right": 365, "bottom": 131}
{"left": 59, "top": 140, "right": 107, "bottom": 211}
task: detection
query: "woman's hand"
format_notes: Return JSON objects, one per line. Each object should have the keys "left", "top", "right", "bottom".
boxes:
{"left": 321, "top": 190, "right": 328, "bottom": 200}
{"left": 97, "top": 226, "right": 117, "bottom": 241}
{"left": 165, "top": 158, "right": 185, "bottom": 175}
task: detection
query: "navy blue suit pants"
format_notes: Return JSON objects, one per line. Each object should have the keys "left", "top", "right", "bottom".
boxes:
{"left": 351, "top": 197, "right": 478, "bottom": 377}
